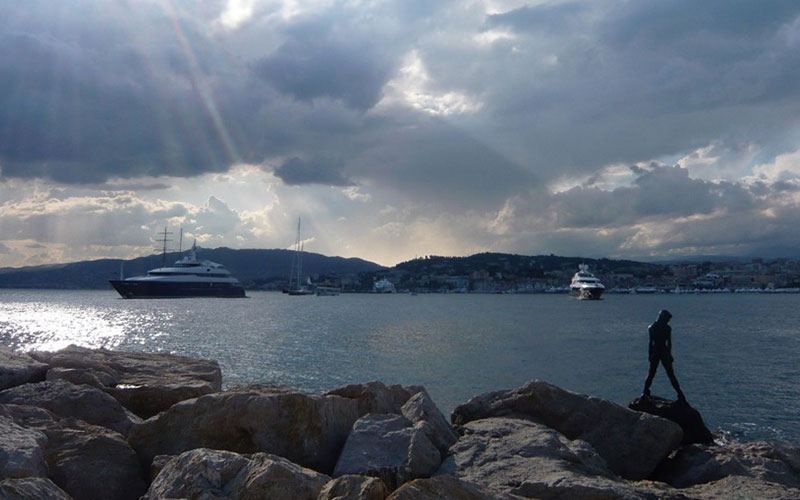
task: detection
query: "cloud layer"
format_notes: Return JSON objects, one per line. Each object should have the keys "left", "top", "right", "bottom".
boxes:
{"left": 1, "top": 0, "right": 800, "bottom": 266}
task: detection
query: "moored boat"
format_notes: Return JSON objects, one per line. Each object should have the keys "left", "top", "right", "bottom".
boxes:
{"left": 569, "top": 264, "right": 605, "bottom": 300}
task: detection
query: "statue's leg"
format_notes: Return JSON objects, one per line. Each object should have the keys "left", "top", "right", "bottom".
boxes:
{"left": 663, "top": 361, "right": 686, "bottom": 401}
{"left": 643, "top": 358, "right": 659, "bottom": 395}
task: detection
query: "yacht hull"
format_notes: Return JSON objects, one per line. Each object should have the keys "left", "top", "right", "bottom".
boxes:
{"left": 570, "top": 287, "right": 604, "bottom": 300}
{"left": 110, "top": 280, "right": 246, "bottom": 299}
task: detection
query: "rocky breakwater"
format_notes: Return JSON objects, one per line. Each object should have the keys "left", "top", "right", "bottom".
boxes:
{"left": 1, "top": 345, "right": 798, "bottom": 500}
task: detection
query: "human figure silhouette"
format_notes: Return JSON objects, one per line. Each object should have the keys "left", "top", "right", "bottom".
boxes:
{"left": 642, "top": 309, "right": 687, "bottom": 402}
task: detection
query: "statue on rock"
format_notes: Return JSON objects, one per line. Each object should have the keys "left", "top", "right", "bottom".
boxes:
{"left": 642, "top": 309, "right": 687, "bottom": 403}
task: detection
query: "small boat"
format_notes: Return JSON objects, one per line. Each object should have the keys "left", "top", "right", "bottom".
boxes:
{"left": 109, "top": 237, "right": 245, "bottom": 299}
{"left": 569, "top": 264, "right": 605, "bottom": 300}
{"left": 315, "top": 285, "right": 341, "bottom": 296}
{"left": 373, "top": 278, "right": 396, "bottom": 293}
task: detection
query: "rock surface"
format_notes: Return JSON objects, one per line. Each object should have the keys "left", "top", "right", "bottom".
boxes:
{"left": 0, "top": 346, "right": 48, "bottom": 391}
{"left": 0, "top": 477, "right": 72, "bottom": 500}
{"left": 682, "top": 475, "right": 800, "bottom": 500}
{"left": 143, "top": 448, "right": 330, "bottom": 500}
{"left": 629, "top": 395, "right": 714, "bottom": 445}
{"left": 401, "top": 390, "right": 458, "bottom": 458}
{"left": 327, "top": 381, "right": 423, "bottom": 415}
{"left": 0, "top": 379, "right": 141, "bottom": 436}
{"left": 0, "top": 415, "right": 48, "bottom": 479}
{"left": 29, "top": 344, "right": 222, "bottom": 418}
{"left": 317, "top": 474, "right": 390, "bottom": 500}
{"left": 387, "top": 475, "right": 526, "bottom": 500}
{"left": 333, "top": 413, "right": 441, "bottom": 489}
{"left": 0, "top": 403, "right": 147, "bottom": 500}
{"left": 451, "top": 379, "right": 683, "bottom": 480}
{"left": 128, "top": 385, "right": 362, "bottom": 474}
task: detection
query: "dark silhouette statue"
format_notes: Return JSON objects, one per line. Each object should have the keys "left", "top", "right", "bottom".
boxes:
{"left": 642, "top": 309, "right": 687, "bottom": 402}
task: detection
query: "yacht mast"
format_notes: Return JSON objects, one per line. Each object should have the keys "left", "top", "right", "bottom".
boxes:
{"left": 156, "top": 227, "right": 172, "bottom": 268}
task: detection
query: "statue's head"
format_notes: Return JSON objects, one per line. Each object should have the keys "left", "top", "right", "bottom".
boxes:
{"left": 657, "top": 309, "right": 672, "bottom": 322}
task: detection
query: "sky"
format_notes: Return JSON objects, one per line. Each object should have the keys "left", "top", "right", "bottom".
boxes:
{"left": 2, "top": 0, "right": 800, "bottom": 268}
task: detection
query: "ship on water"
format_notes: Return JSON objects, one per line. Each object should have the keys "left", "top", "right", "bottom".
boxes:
{"left": 109, "top": 229, "right": 245, "bottom": 299}
{"left": 569, "top": 264, "right": 605, "bottom": 300}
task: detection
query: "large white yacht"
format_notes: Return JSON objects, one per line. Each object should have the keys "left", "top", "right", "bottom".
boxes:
{"left": 569, "top": 264, "right": 605, "bottom": 300}
{"left": 109, "top": 242, "right": 246, "bottom": 298}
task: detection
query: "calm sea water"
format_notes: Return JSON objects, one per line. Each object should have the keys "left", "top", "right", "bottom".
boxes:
{"left": 1, "top": 290, "right": 798, "bottom": 444}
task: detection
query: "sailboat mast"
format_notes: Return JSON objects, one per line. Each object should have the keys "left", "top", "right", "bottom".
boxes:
{"left": 157, "top": 226, "right": 172, "bottom": 268}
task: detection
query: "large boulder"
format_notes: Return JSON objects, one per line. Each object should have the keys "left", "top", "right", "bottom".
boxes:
{"left": 451, "top": 380, "right": 683, "bottom": 480}
{"left": 401, "top": 390, "right": 458, "bottom": 458}
{"left": 0, "top": 403, "right": 147, "bottom": 500}
{"left": 327, "top": 381, "right": 424, "bottom": 415}
{"left": 387, "top": 475, "right": 526, "bottom": 500}
{"left": 0, "top": 346, "right": 47, "bottom": 391}
{"left": 0, "top": 477, "right": 72, "bottom": 500}
{"left": 29, "top": 345, "right": 222, "bottom": 418}
{"left": 653, "top": 441, "right": 800, "bottom": 489}
{"left": 143, "top": 448, "right": 330, "bottom": 500}
{"left": 438, "top": 417, "right": 653, "bottom": 499}
{"left": 629, "top": 395, "right": 714, "bottom": 445}
{"left": 317, "top": 475, "right": 390, "bottom": 500}
{"left": 128, "top": 385, "right": 362, "bottom": 474}
{"left": 0, "top": 379, "right": 141, "bottom": 436}
{"left": 0, "top": 416, "right": 48, "bottom": 479}
{"left": 333, "top": 414, "right": 441, "bottom": 489}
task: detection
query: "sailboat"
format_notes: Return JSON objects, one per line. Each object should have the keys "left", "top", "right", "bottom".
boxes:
{"left": 286, "top": 218, "right": 314, "bottom": 295}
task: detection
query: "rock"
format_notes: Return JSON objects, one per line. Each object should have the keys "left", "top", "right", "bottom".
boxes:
{"left": 629, "top": 395, "right": 714, "bottom": 445}
{"left": 0, "top": 346, "right": 48, "bottom": 391}
{"left": 0, "top": 477, "right": 72, "bottom": 500}
{"left": 387, "top": 475, "right": 526, "bottom": 500}
{"left": 327, "top": 381, "right": 424, "bottom": 415}
{"left": 682, "top": 475, "right": 800, "bottom": 500}
{"left": 317, "top": 475, "right": 390, "bottom": 500}
{"left": 333, "top": 414, "right": 441, "bottom": 490}
{"left": 0, "top": 416, "right": 48, "bottom": 479}
{"left": 29, "top": 345, "right": 222, "bottom": 418}
{"left": 0, "top": 403, "right": 148, "bottom": 500}
{"left": 653, "top": 441, "right": 800, "bottom": 489}
{"left": 400, "top": 390, "right": 458, "bottom": 458}
{"left": 128, "top": 385, "right": 362, "bottom": 474}
{"left": 143, "top": 448, "right": 330, "bottom": 500}
{"left": 0, "top": 380, "right": 141, "bottom": 436}
{"left": 438, "top": 417, "right": 656, "bottom": 499}
{"left": 451, "top": 379, "right": 683, "bottom": 480}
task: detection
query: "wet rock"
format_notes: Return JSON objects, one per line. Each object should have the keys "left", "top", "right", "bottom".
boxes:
{"left": 0, "top": 379, "right": 141, "bottom": 436}
{"left": 438, "top": 417, "right": 653, "bottom": 499}
{"left": 128, "top": 385, "right": 361, "bottom": 474}
{"left": 401, "top": 390, "right": 458, "bottom": 458}
{"left": 143, "top": 448, "right": 330, "bottom": 500}
{"left": 0, "top": 415, "right": 48, "bottom": 479}
{"left": 29, "top": 345, "right": 222, "bottom": 418}
{"left": 0, "top": 477, "right": 72, "bottom": 500}
{"left": 451, "top": 379, "right": 683, "bottom": 480}
{"left": 0, "top": 403, "right": 147, "bottom": 500}
{"left": 653, "top": 440, "right": 800, "bottom": 489}
{"left": 327, "top": 381, "right": 424, "bottom": 415}
{"left": 333, "top": 414, "right": 441, "bottom": 489}
{"left": 629, "top": 395, "right": 714, "bottom": 445}
{"left": 317, "top": 474, "right": 390, "bottom": 500}
{"left": 0, "top": 346, "right": 47, "bottom": 391}
{"left": 387, "top": 475, "right": 525, "bottom": 500}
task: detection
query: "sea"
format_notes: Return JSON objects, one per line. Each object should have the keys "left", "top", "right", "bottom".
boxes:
{"left": 1, "top": 289, "right": 798, "bottom": 445}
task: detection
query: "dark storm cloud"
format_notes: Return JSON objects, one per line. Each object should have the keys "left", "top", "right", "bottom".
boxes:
{"left": 273, "top": 157, "right": 352, "bottom": 186}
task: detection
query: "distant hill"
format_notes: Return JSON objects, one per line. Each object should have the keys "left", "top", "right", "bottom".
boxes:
{"left": 0, "top": 248, "right": 385, "bottom": 290}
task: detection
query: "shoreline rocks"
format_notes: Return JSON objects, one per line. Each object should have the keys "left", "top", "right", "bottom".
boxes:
{"left": 1, "top": 345, "right": 798, "bottom": 500}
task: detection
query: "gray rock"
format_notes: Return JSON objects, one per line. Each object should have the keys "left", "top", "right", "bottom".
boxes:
{"left": 327, "top": 381, "right": 424, "bottom": 415}
{"left": 0, "top": 416, "right": 48, "bottom": 479}
{"left": 0, "top": 477, "right": 71, "bottom": 500}
{"left": 451, "top": 379, "right": 683, "bottom": 480}
{"left": 144, "top": 448, "right": 330, "bottom": 500}
{"left": 333, "top": 414, "right": 441, "bottom": 489}
{"left": 401, "top": 390, "right": 458, "bottom": 458}
{"left": 29, "top": 344, "right": 222, "bottom": 418}
{"left": 654, "top": 441, "right": 800, "bottom": 489}
{"left": 0, "top": 380, "right": 141, "bottom": 436}
{"left": 317, "top": 475, "right": 389, "bottom": 500}
{"left": 387, "top": 475, "right": 526, "bottom": 500}
{"left": 128, "top": 385, "right": 362, "bottom": 474}
{"left": 682, "top": 475, "right": 800, "bottom": 500}
{"left": 438, "top": 417, "right": 658, "bottom": 500}
{"left": 0, "top": 403, "right": 147, "bottom": 500}
{"left": 0, "top": 346, "right": 47, "bottom": 391}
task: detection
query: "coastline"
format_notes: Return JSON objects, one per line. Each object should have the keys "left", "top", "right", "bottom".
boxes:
{"left": 2, "top": 345, "right": 799, "bottom": 499}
